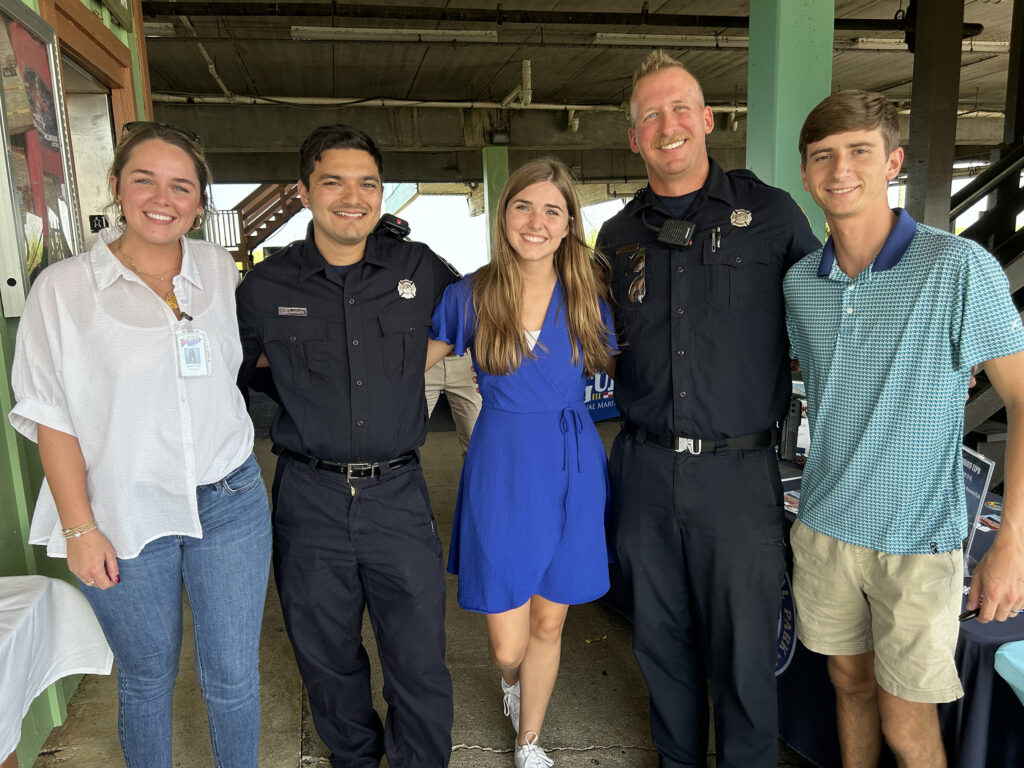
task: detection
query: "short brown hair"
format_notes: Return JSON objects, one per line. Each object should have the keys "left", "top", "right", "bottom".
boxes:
{"left": 799, "top": 90, "right": 901, "bottom": 164}
{"left": 299, "top": 124, "right": 383, "bottom": 187}
{"left": 628, "top": 50, "right": 705, "bottom": 124}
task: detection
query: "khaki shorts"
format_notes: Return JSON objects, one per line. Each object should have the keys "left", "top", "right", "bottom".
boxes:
{"left": 791, "top": 519, "right": 963, "bottom": 703}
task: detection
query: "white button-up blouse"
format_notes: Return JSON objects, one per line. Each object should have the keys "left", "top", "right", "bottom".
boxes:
{"left": 9, "top": 228, "right": 254, "bottom": 559}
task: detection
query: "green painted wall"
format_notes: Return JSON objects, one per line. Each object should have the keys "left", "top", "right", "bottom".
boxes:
{"left": 14, "top": 675, "right": 80, "bottom": 766}
{"left": 747, "top": 0, "right": 834, "bottom": 241}
{"left": 2, "top": 0, "right": 148, "bottom": 761}
{"left": 0, "top": 316, "right": 37, "bottom": 579}
{"left": 482, "top": 145, "right": 509, "bottom": 259}
{"left": 67, "top": 0, "right": 148, "bottom": 116}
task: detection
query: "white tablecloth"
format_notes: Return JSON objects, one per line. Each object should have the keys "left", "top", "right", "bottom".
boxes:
{"left": 0, "top": 575, "right": 112, "bottom": 759}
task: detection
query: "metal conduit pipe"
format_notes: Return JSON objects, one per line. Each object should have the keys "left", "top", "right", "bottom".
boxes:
{"left": 151, "top": 93, "right": 630, "bottom": 111}
{"left": 148, "top": 94, "right": 1005, "bottom": 121}
{"left": 141, "top": 3, "right": 984, "bottom": 36}
{"left": 146, "top": 34, "right": 1010, "bottom": 54}
{"left": 178, "top": 15, "right": 233, "bottom": 98}
{"left": 501, "top": 59, "right": 532, "bottom": 107}
{"left": 521, "top": 59, "right": 532, "bottom": 107}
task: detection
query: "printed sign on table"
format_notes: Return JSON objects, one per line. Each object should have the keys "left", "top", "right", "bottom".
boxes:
{"left": 584, "top": 372, "right": 618, "bottom": 422}
{"left": 962, "top": 445, "right": 996, "bottom": 573}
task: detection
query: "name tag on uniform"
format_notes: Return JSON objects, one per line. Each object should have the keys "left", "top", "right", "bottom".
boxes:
{"left": 176, "top": 329, "right": 211, "bottom": 377}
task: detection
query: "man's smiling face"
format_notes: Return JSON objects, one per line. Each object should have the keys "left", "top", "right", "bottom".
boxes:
{"left": 801, "top": 128, "right": 903, "bottom": 224}
{"left": 299, "top": 148, "right": 383, "bottom": 251}
{"left": 628, "top": 66, "right": 714, "bottom": 196}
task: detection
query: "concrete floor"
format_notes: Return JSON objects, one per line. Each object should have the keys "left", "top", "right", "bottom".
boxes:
{"left": 31, "top": 418, "right": 816, "bottom": 767}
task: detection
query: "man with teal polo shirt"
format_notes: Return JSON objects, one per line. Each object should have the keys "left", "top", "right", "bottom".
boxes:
{"left": 784, "top": 89, "right": 1024, "bottom": 768}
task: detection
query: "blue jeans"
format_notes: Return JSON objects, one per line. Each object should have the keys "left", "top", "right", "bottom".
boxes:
{"left": 81, "top": 453, "right": 271, "bottom": 768}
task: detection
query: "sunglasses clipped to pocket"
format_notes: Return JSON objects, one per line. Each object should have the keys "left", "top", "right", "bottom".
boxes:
{"left": 628, "top": 248, "right": 646, "bottom": 304}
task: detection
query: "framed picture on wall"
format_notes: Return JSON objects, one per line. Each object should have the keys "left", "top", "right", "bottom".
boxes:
{"left": 0, "top": 0, "right": 81, "bottom": 317}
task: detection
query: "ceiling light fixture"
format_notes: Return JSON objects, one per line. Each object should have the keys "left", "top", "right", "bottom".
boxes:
{"left": 594, "top": 32, "right": 1008, "bottom": 55}
{"left": 291, "top": 26, "right": 497, "bottom": 43}
{"left": 593, "top": 32, "right": 749, "bottom": 48}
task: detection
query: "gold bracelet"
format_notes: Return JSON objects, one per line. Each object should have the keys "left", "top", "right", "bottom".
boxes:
{"left": 62, "top": 521, "right": 98, "bottom": 539}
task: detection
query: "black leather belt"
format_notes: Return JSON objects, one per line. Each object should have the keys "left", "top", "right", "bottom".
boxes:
{"left": 622, "top": 421, "right": 774, "bottom": 454}
{"left": 275, "top": 447, "right": 416, "bottom": 478}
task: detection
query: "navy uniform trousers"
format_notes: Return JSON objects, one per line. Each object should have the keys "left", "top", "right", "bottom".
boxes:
{"left": 610, "top": 431, "right": 786, "bottom": 768}
{"left": 272, "top": 453, "right": 453, "bottom": 768}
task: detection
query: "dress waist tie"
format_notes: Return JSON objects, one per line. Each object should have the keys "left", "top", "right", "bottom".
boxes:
{"left": 559, "top": 406, "right": 586, "bottom": 538}
{"left": 559, "top": 406, "right": 584, "bottom": 473}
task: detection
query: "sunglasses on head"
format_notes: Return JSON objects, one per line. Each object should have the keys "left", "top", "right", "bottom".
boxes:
{"left": 122, "top": 121, "right": 202, "bottom": 145}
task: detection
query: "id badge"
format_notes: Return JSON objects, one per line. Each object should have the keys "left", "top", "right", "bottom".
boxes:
{"left": 176, "top": 329, "right": 211, "bottom": 377}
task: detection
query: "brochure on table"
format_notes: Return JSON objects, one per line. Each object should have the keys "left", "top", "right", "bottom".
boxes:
{"left": 963, "top": 445, "right": 996, "bottom": 575}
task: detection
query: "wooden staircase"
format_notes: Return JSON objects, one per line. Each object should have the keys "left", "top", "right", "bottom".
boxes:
{"left": 205, "top": 183, "right": 304, "bottom": 271}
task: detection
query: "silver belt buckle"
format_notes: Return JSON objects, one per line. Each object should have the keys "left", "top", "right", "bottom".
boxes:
{"left": 346, "top": 462, "right": 373, "bottom": 477}
{"left": 672, "top": 436, "right": 702, "bottom": 454}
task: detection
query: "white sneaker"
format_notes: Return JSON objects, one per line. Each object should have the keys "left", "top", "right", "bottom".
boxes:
{"left": 501, "top": 677, "right": 520, "bottom": 734}
{"left": 514, "top": 731, "right": 553, "bottom": 768}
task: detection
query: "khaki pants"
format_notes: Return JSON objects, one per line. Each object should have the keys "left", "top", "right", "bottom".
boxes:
{"left": 425, "top": 352, "right": 481, "bottom": 456}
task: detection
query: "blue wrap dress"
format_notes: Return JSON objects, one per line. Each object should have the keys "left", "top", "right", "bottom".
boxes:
{"left": 431, "top": 276, "right": 616, "bottom": 613}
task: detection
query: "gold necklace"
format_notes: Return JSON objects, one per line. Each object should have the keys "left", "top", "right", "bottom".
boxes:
{"left": 116, "top": 242, "right": 182, "bottom": 312}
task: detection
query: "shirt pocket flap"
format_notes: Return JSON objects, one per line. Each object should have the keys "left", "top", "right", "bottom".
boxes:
{"left": 264, "top": 316, "right": 326, "bottom": 343}
{"left": 378, "top": 309, "right": 425, "bottom": 380}
{"left": 701, "top": 232, "right": 784, "bottom": 313}
{"left": 701, "top": 232, "right": 773, "bottom": 267}
{"left": 262, "top": 317, "right": 327, "bottom": 389}
{"left": 378, "top": 310, "right": 420, "bottom": 336}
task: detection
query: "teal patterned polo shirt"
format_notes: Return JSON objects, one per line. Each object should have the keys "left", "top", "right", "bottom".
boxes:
{"left": 784, "top": 208, "right": 1024, "bottom": 554}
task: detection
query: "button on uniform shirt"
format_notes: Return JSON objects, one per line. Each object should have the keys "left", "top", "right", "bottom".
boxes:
{"left": 784, "top": 209, "right": 1024, "bottom": 555}
{"left": 236, "top": 225, "right": 458, "bottom": 462}
{"left": 10, "top": 229, "right": 255, "bottom": 558}
{"left": 596, "top": 160, "right": 821, "bottom": 440}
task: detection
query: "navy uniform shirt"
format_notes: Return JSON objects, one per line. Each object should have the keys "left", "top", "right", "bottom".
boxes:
{"left": 596, "top": 159, "right": 820, "bottom": 440}
{"left": 236, "top": 224, "right": 458, "bottom": 462}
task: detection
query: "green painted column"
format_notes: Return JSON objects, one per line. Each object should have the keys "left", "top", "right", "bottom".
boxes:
{"left": 747, "top": 0, "right": 834, "bottom": 241}
{"left": 482, "top": 145, "right": 509, "bottom": 259}
{"left": 0, "top": 316, "right": 38, "bottom": 579}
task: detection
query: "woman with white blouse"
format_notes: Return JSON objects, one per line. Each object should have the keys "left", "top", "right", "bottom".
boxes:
{"left": 9, "top": 122, "right": 271, "bottom": 768}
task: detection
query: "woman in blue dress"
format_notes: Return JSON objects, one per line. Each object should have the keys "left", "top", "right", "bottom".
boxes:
{"left": 426, "top": 158, "right": 617, "bottom": 768}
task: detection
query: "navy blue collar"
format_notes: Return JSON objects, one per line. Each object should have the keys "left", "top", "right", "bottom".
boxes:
{"left": 817, "top": 208, "right": 917, "bottom": 277}
{"left": 630, "top": 156, "right": 732, "bottom": 218}
{"left": 299, "top": 221, "right": 388, "bottom": 281}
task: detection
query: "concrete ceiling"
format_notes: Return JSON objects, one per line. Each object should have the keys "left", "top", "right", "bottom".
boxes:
{"left": 140, "top": 1, "right": 1017, "bottom": 185}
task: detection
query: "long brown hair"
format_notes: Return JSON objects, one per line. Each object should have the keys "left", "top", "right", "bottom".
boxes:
{"left": 471, "top": 157, "right": 614, "bottom": 377}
